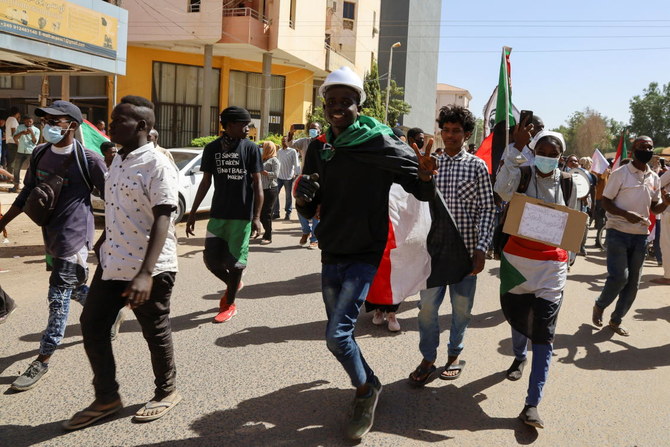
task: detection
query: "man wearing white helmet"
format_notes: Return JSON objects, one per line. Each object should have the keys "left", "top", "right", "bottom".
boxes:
{"left": 294, "top": 66, "right": 437, "bottom": 440}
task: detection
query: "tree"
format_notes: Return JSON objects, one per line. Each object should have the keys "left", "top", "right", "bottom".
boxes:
{"left": 467, "top": 117, "right": 485, "bottom": 147}
{"left": 305, "top": 104, "right": 327, "bottom": 130}
{"left": 362, "top": 60, "right": 384, "bottom": 122}
{"left": 382, "top": 80, "right": 411, "bottom": 127}
{"left": 552, "top": 108, "right": 624, "bottom": 156}
{"left": 629, "top": 81, "right": 670, "bottom": 147}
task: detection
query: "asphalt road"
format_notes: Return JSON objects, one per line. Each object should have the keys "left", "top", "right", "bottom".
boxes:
{"left": 1, "top": 191, "right": 669, "bottom": 447}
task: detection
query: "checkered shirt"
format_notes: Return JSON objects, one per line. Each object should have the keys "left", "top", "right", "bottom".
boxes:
{"left": 435, "top": 149, "right": 496, "bottom": 255}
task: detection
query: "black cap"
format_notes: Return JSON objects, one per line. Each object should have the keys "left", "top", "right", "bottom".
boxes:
{"left": 220, "top": 106, "right": 251, "bottom": 123}
{"left": 35, "top": 100, "right": 83, "bottom": 124}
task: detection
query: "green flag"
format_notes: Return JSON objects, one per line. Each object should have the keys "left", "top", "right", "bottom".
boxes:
{"left": 80, "top": 119, "right": 108, "bottom": 156}
{"left": 494, "top": 46, "right": 515, "bottom": 127}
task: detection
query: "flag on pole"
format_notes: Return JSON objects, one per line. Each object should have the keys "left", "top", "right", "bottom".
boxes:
{"left": 490, "top": 47, "right": 514, "bottom": 178}
{"left": 79, "top": 119, "right": 108, "bottom": 156}
{"left": 611, "top": 131, "right": 628, "bottom": 171}
{"left": 476, "top": 133, "right": 494, "bottom": 174}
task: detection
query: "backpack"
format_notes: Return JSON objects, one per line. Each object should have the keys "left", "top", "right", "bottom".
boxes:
{"left": 21, "top": 141, "right": 93, "bottom": 226}
{"left": 492, "top": 166, "right": 573, "bottom": 258}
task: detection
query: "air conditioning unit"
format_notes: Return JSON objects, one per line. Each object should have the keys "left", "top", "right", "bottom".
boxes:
{"left": 328, "top": 0, "right": 337, "bottom": 13}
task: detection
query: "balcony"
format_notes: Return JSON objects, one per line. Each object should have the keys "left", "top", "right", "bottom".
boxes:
{"left": 220, "top": 7, "right": 270, "bottom": 50}
{"left": 325, "top": 44, "right": 355, "bottom": 72}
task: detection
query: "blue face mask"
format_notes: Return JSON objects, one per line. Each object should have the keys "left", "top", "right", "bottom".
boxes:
{"left": 308, "top": 128, "right": 319, "bottom": 138}
{"left": 43, "top": 123, "right": 68, "bottom": 144}
{"left": 534, "top": 155, "right": 559, "bottom": 174}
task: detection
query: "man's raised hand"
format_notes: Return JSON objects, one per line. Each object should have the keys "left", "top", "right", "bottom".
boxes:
{"left": 412, "top": 138, "right": 437, "bottom": 182}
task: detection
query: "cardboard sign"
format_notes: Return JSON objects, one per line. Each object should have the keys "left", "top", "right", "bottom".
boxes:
{"left": 503, "top": 193, "right": 588, "bottom": 252}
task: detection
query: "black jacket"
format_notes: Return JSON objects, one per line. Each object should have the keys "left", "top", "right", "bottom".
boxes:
{"left": 297, "top": 134, "right": 436, "bottom": 266}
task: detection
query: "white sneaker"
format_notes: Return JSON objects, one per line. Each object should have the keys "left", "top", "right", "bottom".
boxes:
{"left": 372, "top": 309, "right": 384, "bottom": 325}
{"left": 387, "top": 313, "right": 400, "bottom": 332}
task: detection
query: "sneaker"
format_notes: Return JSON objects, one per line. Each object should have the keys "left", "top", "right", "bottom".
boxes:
{"left": 218, "top": 281, "right": 244, "bottom": 311}
{"left": 110, "top": 308, "right": 125, "bottom": 341}
{"left": 372, "top": 309, "right": 384, "bottom": 325}
{"left": 214, "top": 303, "right": 237, "bottom": 323}
{"left": 260, "top": 239, "right": 272, "bottom": 245}
{"left": 299, "top": 234, "right": 309, "bottom": 246}
{"left": 519, "top": 405, "right": 544, "bottom": 429}
{"left": 11, "top": 360, "right": 50, "bottom": 391}
{"left": 345, "top": 376, "right": 382, "bottom": 440}
{"left": 386, "top": 313, "right": 400, "bottom": 332}
{"left": 308, "top": 241, "right": 318, "bottom": 250}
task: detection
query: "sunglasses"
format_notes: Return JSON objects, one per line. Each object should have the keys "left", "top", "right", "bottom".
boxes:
{"left": 45, "top": 119, "right": 72, "bottom": 126}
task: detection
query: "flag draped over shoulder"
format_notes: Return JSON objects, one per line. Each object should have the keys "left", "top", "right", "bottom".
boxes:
{"left": 80, "top": 119, "right": 108, "bottom": 156}
{"left": 611, "top": 131, "right": 628, "bottom": 171}
{"left": 366, "top": 185, "right": 472, "bottom": 305}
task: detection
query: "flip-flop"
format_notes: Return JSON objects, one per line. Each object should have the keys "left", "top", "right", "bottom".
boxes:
{"left": 133, "top": 392, "right": 182, "bottom": 422}
{"left": 408, "top": 364, "right": 436, "bottom": 387}
{"left": 609, "top": 322, "right": 629, "bottom": 336}
{"left": 62, "top": 402, "right": 123, "bottom": 431}
{"left": 506, "top": 358, "right": 527, "bottom": 381}
{"left": 440, "top": 360, "right": 466, "bottom": 380}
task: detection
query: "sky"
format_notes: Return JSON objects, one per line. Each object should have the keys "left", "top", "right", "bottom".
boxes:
{"left": 437, "top": 0, "right": 670, "bottom": 130}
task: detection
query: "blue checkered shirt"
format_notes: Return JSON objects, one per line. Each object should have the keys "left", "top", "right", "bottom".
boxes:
{"left": 436, "top": 149, "right": 496, "bottom": 255}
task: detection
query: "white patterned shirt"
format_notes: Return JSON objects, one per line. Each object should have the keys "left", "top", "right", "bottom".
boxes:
{"left": 435, "top": 149, "right": 496, "bottom": 255}
{"left": 100, "top": 143, "right": 179, "bottom": 281}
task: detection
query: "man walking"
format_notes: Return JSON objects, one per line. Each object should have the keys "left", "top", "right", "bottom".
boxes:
{"left": 592, "top": 136, "right": 670, "bottom": 335}
{"left": 0, "top": 100, "right": 107, "bottom": 391}
{"left": 409, "top": 105, "right": 496, "bottom": 384}
{"left": 273, "top": 135, "right": 300, "bottom": 220}
{"left": 64, "top": 95, "right": 181, "bottom": 430}
{"left": 4, "top": 107, "right": 20, "bottom": 172}
{"left": 296, "top": 66, "right": 436, "bottom": 440}
{"left": 11, "top": 115, "right": 40, "bottom": 192}
{"left": 288, "top": 122, "right": 321, "bottom": 247}
{"left": 186, "top": 106, "right": 263, "bottom": 323}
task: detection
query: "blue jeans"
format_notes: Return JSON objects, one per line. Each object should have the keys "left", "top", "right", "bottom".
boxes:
{"left": 273, "top": 178, "right": 294, "bottom": 217}
{"left": 595, "top": 229, "right": 647, "bottom": 324}
{"left": 41, "top": 256, "right": 89, "bottom": 356}
{"left": 322, "top": 263, "right": 378, "bottom": 387}
{"left": 299, "top": 214, "right": 319, "bottom": 243}
{"left": 417, "top": 275, "right": 477, "bottom": 362}
{"left": 511, "top": 327, "right": 552, "bottom": 407}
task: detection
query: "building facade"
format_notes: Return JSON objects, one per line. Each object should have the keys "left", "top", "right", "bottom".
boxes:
{"left": 378, "top": 0, "right": 440, "bottom": 132}
{"left": 119, "top": 0, "right": 381, "bottom": 147}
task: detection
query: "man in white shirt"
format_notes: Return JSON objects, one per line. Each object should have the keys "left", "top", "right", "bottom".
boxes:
{"left": 273, "top": 135, "right": 300, "bottom": 220}
{"left": 65, "top": 95, "right": 181, "bottom": 430}
{"left": 652, "top": 169, "right": 670, "bottom": 285}
{"left": 592, "top": 136, "right": 670, "bottom": 336}
{"left": 4, "top": 107, "right": 20, "bottom": 170}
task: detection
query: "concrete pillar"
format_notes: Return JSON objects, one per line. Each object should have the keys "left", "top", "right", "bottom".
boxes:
{"left": 39, "top": 76, "right": 49, "bottom": 107}
{"left": 200, "top": 44, "right": 214, "bottom": 136}
{"left": 61, "top": 74, "right": 70, "bottom": 102}
{"left": 260, "top": 52, "right": 272, "bottom": 138}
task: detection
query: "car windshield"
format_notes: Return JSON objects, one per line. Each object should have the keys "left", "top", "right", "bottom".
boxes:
{"left": 170, "top": 151, "right": 199, "bottom": 170}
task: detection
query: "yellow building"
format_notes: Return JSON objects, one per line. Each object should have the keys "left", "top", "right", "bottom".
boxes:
{"left": 119, "top": 0, "right": 380, "bottom": 147}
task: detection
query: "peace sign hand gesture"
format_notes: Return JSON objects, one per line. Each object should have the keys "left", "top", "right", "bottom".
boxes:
{"left": 411, "top": 138, "right": 438, "bottom": 182}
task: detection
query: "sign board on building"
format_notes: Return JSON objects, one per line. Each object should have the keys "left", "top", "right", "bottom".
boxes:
{"left": 0, "top": 0, "right": 118, "bottom": 59}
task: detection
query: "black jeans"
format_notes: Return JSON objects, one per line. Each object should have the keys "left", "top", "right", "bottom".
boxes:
{"left": 260, "top": 187, "right": 278, "bottom": 241}
{"left": 0, "top": 285, "right": 15, "bottom": 317}
{"left": 80, "top": 266, "right": 177, "bottom": 404}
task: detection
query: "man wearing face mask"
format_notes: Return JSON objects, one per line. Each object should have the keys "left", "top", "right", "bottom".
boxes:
{"left": 0, "top": 100, "right": 107, "bottom": 391}
{"left": 592, "top": 136, "right": 670, "bottom": 336}
{"left": 407, "top": 127, "right": 425, "bottom": 152}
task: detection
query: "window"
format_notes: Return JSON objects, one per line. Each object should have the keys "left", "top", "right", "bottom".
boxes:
{"left": 0, "top": 76, "right": 24, "bottom": 89}
{"left": 188, "top": 0, "right": 201, "bottom": 13}
{"left": 289, "top": 0, "right": 296, "bottom": 29}
{"left": 343, "top": 2, "right": 355, "bottom": 20}
{"left": 229, "top": 70, "right": 286, "bottom": 134}
{"left": 372, "top": 10, "right": 377, "bottom": 37}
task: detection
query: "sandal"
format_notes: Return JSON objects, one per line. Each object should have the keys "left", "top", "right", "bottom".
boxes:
{"left": 133, "top": 392, "right": 182, "bottom": 422}
{"left": 506, "top": 358, "right": 527, "bottom": 381}
{"left": 440, "top": 360, "right": 466, "bottom": 381}
{"left": 592, "top": 305, "right": 604, "bottom": 327}
{"left": 408, "top": 364, "right": 436, "bottom": 387}
{"left": 609, "top": 321, "right": 629, "bottom": 337}
{"left": 63, "top": 401, "right": 123, "bottom": 431}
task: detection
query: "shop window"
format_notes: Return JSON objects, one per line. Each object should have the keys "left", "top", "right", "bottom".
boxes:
{"left": 188, "top": 0, "right": 201, "bottom": 13}
{"left": 0, "top": 76, "right": 24, "bottom": 89}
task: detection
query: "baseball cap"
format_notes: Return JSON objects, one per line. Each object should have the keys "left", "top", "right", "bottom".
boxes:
{"left": 35, "top": 100, "right": 83, "bottom": 124}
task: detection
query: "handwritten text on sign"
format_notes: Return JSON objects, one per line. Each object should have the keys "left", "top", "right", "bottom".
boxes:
{"left": 517, "top": 202, "right": 568, "bottom": 246}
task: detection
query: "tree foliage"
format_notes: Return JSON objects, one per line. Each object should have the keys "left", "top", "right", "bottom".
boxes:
{"left": 305, "top": 104, "right": 327, "bottom": 130}
{"left": 629, "top": 82, "right": 670, "bottom": 147}
{"left": 383, "top": 80, "right": 411, "bottom": 127}
{"left": 552, "top": 108, "right": 624, "bottom": 157}
{"left": 362, "top": 60, "right": 385, "bottom": 121}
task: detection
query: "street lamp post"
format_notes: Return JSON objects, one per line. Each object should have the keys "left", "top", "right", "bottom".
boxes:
{"left": 384, "top": 41, "right": 401, "bottom": 125}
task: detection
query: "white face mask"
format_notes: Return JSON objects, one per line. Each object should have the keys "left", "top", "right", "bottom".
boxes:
{"left": 43, "top": 123, "right": 71, "bottom": 144}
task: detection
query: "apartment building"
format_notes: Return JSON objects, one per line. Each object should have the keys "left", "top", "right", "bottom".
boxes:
{"left": 119, "top": 0, "right": 380, "bottom": 147}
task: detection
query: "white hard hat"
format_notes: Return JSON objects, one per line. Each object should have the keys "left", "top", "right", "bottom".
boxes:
{"left": 319, "top": 66, "right": 366, "bottom": 104}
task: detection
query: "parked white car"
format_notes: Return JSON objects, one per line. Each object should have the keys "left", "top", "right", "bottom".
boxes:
{"left": 92, "top": 148, "right": 213, "bottom": 222}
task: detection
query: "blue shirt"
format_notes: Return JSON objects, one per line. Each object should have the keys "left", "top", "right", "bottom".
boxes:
{"left": 13, "top": 124, "right": 40, "bottom": 154}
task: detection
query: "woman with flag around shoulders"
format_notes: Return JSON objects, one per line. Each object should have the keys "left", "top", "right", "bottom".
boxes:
{"left": 494, "top": 118, "right": 579, "bottom": 429}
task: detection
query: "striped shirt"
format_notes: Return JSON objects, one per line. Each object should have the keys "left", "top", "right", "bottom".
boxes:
{"left": 276, "top": 147, "right": 300, "bottom": 180}
{"left": 436, "top": 149, "right": 496, "bottom": 254}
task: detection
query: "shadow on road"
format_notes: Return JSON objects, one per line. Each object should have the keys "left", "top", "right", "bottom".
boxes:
{"left": 123, "top": 376, "right": 538, "bottom": 446}
{"left": 200, "top": 273, "right": 323, "bottom": 300}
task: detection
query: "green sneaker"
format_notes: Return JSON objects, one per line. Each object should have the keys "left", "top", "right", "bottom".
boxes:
{"left": 345, "top": 376, "right": 382, "bottom": 440}
{"left": 11, "top": 360, "right": 50, "bottom": 391}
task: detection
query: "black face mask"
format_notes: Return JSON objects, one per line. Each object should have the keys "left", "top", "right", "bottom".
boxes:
{"left": 634, "top": 149, "right": 653, "bottom": 164}
{"left": 415, "top": 141, "right": 424, "bottom": 150}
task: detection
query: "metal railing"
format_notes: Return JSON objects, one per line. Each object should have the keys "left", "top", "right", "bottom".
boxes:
{"left": 222, "top": 7, "right": 270, "bottom": 26}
